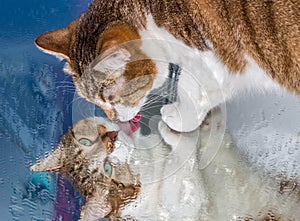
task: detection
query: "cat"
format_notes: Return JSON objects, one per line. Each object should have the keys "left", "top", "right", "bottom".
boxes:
{"left": 30, "top": 108, "right": 300, "bottom": 221}
{"left": 34, "top": 0, "right": 300, "bottom": 132}
{"left": 30, "top": 117, "right": 141, "bottom": 220}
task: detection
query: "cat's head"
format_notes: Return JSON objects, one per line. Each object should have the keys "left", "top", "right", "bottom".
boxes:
{"left": 35, "top": 9, "right": 157, "bottom": 122}
{"left": 30, "top": 117, "right": 140, "bottom": 220}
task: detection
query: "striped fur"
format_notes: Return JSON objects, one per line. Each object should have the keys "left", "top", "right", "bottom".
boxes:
{"left": 30, "top": 118, "right": 140, "bottom": 220}
{"left": 37, "top": 0, "right": 299, "bottom": 93}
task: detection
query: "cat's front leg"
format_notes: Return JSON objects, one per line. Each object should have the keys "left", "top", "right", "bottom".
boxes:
{"left": 158, "top": 120, "right": 199, "bottom": 148}
{"left": 161, "top": 71, "right": 226, "bottom": 132}
{"left": 161, "top": 99, "right": 208, "bottom": 132}
{"left": 160, "top": 68, "right": 206, "bottom": 132}
{"left": 161, "top": 90, "right": 218, "bottom": 132}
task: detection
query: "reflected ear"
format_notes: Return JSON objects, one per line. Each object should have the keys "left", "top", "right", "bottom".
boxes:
{"left": 34, "top": 20, "right": 78, "bottom": 60}
{"left": 92, "top": 48, "right": 131, "bottom": 76}
{"left": 30, "top": 147, "right": 63, "bottom": 172}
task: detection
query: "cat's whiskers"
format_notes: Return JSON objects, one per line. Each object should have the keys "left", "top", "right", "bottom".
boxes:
{"left": 55, "top": 87, "right": 76, "bottom": 91}
{"left": 77, "top": 103, "right": 96, "bottom": 119}
{"left": 140, "top": 104, "right": 165, "bottom": 114}
{"left": 55, "top": 81, "right": 75, "bottom": 85}
{"left": 141, "top": 101, "right": 162, "bottom": 110}
{"left": 142, "top": 102, "right": 165, "bottom": 109}
{"left": 55, "top": 83, "right": 76, "bottom": 88}
{"left": 55, "top": 83, "right": 75, "bottom": 87}
{"left": 56, "top": 86, "right": 76, "bottom": 90}
{"left": 142, "top": 93, "right": 170, "bottom": 106}
{"left": 136, "top": 120, "right": 155, "bottom": 130}
{"left": 139, "top": 111, "right": 161, "bottom": 119}
{"left": 139, "top": 112, "right": 160, "bottom": 120}
{"left": 138, "top": 115, "right": 160, "bottom": 124}
{"left": 152, "top": 82, "right": 173, "bottom": 93}
{"left": 142, "top": 98, "right": 162, "bottom": 107}
{"left": 65, "top": 96, "right": 86, "bottom": 110}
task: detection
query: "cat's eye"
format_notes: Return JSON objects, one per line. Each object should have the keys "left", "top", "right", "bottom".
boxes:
{"left": 79, "top": 138, "right": 93, "bottom": 146}
{"left": 104, "top": 159, "right": 113, "bottom": 177}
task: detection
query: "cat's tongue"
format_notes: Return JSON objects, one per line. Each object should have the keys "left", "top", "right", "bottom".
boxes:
{"left": 117, "top": 112, "right": 141, "bottom": 135}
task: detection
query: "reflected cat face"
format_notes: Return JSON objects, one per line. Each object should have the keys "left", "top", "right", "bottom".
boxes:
{"left": 30, "top": 117, "right": 140, "bottom": 220}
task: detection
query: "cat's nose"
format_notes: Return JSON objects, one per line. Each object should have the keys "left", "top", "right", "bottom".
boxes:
{"left": 106, "top": 131, "right": 118, "bottom": 142}
{"left": 97, "top": 124, "right": 118, "bottom": 153}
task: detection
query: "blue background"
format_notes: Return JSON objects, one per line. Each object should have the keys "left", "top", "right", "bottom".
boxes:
{"left": 0, "top": 1, "right": 94, "bottom": 220}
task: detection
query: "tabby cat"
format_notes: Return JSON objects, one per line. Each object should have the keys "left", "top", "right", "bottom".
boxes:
{"left": 31, "top": 109, "right": 300, "bottom": 220}
{"left": 35, "top": 0, "right": 299, "bottom": 132}
{"left": 30, "top": 117, "right": 141, "bottom": 220}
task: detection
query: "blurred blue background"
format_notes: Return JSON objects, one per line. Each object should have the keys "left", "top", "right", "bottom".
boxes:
{"left": 0, "top": 1, "right": 93, "bottom": 220}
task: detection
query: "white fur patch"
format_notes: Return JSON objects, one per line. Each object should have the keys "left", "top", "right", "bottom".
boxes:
{"left": 120, "top": 108, "right": 300, "bottom": 220}
{"left": 140, "top": 15, "right": 282, "bottom": 97}
{"left": 63, "top": 62, "right": 75, "bottom": 75}
{"left": 114, "top": 98, "right": 145, "bottom": 122}
{"left": 138, "top": 15, "right": 283, "bottom": 131}
{"left": 109, "top": 130, "right": 135, "bottom": 164}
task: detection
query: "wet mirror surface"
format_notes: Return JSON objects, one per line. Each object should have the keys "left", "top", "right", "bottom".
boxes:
{"left": 1, "top": 1, "right": 300, "bottom": 221}
{"left": 0, "top": 1, "right": 92, "bottom": 220}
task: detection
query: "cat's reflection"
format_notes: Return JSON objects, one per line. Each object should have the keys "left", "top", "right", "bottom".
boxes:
{"left": 31, "top": 109, "right": 300, "bottom": 221}
{"left": 30, "top": 117, "right": 141, "bottom": 220}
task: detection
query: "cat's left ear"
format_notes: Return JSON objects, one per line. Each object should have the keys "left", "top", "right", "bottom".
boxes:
{"left": 30, "top": 147, "right": 63, "bottom": 172}
{"left": 34, "top": 20, "right": 78, "bottom": 60}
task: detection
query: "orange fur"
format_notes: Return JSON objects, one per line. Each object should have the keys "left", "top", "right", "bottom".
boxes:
{"left": 35, "top": 0, "right": 299, "bottom": 96}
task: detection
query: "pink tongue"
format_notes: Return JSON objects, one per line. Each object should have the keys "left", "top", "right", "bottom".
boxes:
{"left": 117, "top": 113, "right": 141, "bottom": 135}
{"left": 131, "top": 112, "right": 141, "bottom": 123}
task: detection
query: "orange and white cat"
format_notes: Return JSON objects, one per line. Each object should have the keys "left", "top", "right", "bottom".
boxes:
{"left": 35, "top": 0, "right": 300, "bottom": 132}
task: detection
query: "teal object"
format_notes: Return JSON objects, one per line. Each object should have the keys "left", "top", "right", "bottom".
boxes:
{"left": 30, "top": 172, "right": 55, "bottom": 197}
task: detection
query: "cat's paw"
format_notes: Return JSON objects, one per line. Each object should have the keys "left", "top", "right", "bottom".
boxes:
{"left": 158, "top": 120, "right": 199, "bottom": 145}
{"left": 161, "top": 103, "right": 207, "bottom": 132}
{"left": 158, "top": 120, "right": 182, "bottom": 147}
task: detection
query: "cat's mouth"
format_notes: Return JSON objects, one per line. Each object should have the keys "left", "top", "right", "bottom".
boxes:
{"left": 117, "top": 112, "right": 141, "bottom": 135}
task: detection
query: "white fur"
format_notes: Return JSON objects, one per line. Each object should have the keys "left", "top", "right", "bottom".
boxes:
{"left": 139, "top": 15, "right": 283, "bottom": 132}
{"left": 114, "top": 97, "right": 146, "bottom": 122}
{"left": 121, "top": 126, "right": 207, "bottom": 220}
{"left": 119, "top": 108, "right": 300, "bottom": 220}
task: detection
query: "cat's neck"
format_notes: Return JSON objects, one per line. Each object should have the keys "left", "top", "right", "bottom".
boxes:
{"left": 141, "top": 0, "right": 299, "bottom": 95}
{"left": 139, "top": 15, "right": 282, "bottom": 97}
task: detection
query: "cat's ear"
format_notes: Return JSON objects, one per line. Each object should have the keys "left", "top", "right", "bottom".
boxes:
{"left": 92, "top": 48, "right": 131, "bottom": 75}
{"left": 34, "top": 20, "right": 78, "bottom": 60}
{"left": 30, "top": 147, "right": 63, "bottom": 172}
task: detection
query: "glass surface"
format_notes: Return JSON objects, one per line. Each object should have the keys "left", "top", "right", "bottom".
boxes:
{"left": 0, "top": 1, "right": 92, "bottom": 220}
{"left": 1, "top": 1, "right": 300, "bottom": 221}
